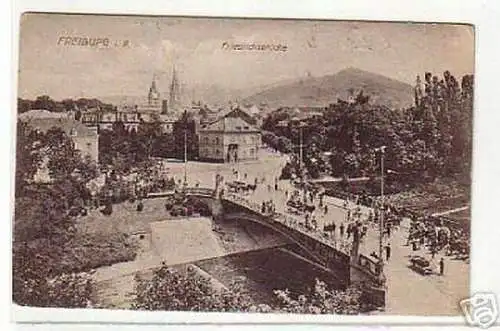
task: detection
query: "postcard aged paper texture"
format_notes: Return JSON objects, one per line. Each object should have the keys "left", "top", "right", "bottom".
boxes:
{"left": 14, "top": 13, "right": 474, "bottom": 319}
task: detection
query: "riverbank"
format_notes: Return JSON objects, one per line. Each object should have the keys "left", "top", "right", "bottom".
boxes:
{"left": 91, "top": 215, "right": 292, "bottom": 308}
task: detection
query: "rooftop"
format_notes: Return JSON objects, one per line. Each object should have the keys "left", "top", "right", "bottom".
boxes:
{"left": 20, "top": 116, "right": 98, "bottom": 138}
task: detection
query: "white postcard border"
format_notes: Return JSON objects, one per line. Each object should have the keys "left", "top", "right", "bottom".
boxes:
{"left": 7, "top": 0, "right": 500, "bottom": 328}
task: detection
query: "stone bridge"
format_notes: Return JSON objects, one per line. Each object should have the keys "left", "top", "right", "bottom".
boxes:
{"left": 155, "top": 186, "right": 386, "bottom": 308}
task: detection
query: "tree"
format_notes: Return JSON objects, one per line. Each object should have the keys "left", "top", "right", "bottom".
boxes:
{"left": 173, "top": 111, "right": 198, "bottom": 160}
{"left": 13, "top": 240, "right": 94, "bottom": 308}
{"left": 133, "top": 266, "right": 362, "bottom": 314}
{"left": 133, "top": 266, "right": 257, "bottom": 312}
{"left": 74, "top": 109, "right": 82, "bottom": 121}
{"left": 15, "top": 121, "right": 43, "bottom": 195}
{"left": 17, "top": 98, "right": 34, "bottom": 114}
{"left": 13, "top": 241, "right": 94, "bottom": 307}
{"left": 137, "top": 116, "right": 162, "bottom": 160}
{"left": 33, "top": 95, "right": 57, "bottom": 111}
{"left": 43, "top": 127, "right": 83, "bottom": 181}
{"left": 274, "top": 280, "right": 362, "bottom": 314}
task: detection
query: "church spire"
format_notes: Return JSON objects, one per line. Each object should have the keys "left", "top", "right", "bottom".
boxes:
{"left": 168, "top": 65, "right": 180, "bottom": 111}
{"left": 148, "top": 73, "right": 160, "bottom": 107}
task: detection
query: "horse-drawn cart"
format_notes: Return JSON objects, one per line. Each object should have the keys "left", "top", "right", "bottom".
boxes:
{"left": 409, "top": 255, "right": 433, "bottom": 275}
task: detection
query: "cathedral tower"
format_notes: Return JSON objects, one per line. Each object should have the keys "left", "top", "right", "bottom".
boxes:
{"left": 148, "top": 74, "right": 161, "bottom": 108}
{"left": 168, "top": 66, "right": 181, "bottom": 112}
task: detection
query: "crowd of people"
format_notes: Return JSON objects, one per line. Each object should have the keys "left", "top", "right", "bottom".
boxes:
{"left": 216, "top": 160, "right": 469, "bottom": 278}
{"left": 407, "top": 215, "right": 469, "bottom": 261}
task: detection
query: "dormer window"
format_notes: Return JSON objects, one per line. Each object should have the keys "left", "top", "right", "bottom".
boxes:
{"left": 236, "top": 126, "right": 242, "bottom": 130}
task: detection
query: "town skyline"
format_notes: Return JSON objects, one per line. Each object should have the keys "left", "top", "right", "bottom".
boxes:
{"left": 18, "top": 14, "right": 474, "bottom": 101}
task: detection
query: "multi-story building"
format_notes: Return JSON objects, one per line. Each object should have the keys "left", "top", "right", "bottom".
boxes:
{"left": 81, "top": 108, "right": 140, "bottom": 132}
{"left": 198, "top": 107, "right": 261, "bottom": 163}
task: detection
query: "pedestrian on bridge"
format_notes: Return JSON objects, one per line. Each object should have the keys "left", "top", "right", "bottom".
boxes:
{"left": 324, "top": 204, "right": 328, "bottom": 215}
{"left": 340, "top": 223, "right": 345, "bottom": 237}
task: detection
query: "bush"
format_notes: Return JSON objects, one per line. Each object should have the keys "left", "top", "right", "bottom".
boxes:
{"left": 13, "top": 242, "right": 96, "bottom": 308}
{"left": 132, "top": 265, "right": 362, "bottom": 314}
{"left": 133, "top": 266, "right": 257, "bottom": 312}
{"left": 186, "top": 197, "right": 212, "bottom": 216}
{"left": 279, "top": 162, "right": 294, "bottom": 180}
{"left": 273, "top": 280, "right": 362, "bottom": 314}
{"left": 101, "top": 203, "right": 113, "bottom": 215}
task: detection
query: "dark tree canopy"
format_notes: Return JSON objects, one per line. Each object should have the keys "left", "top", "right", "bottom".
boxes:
{"left": 264, "top": 71, "right": 473, "bottom": 185}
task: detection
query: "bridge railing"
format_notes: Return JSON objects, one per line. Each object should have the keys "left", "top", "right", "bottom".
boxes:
{"left": 146, "top": 188, "right": 354, "bottom": 256}
{"left": 185, "top": 187, "right": 215, "bottom": 197}
{"left": 224, "top": 193, "right": 353, "bottom": 255}
{"left": 154, "top": 187, "right": 380, "bottom": 281}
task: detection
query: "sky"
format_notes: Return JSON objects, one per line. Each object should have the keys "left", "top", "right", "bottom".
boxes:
{"left": 17, "top": 13, "right": 475, "bottom": 101}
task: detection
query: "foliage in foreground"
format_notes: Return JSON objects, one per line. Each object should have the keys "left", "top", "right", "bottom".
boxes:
{"left": 133, "top": 266, "right": 258, "bottom": 312}
{"left": 273, "top": 280, "right": 362, "bottom": 314}
{"left": 13, "top": 123, "right": 137, "bottom": 307}
{"left": 13, "top": 242, "right": 94, "bottom": 307}
{"left": 133, "top": 265, "right": 362, "bottom": 314}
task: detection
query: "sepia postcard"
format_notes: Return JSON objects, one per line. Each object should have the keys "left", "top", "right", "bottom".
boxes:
{"left": 13, "top": 12, "right": 480, "bottom": 323}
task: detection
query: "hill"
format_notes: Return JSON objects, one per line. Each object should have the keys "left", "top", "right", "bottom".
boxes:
{"left": 242, "top": 67, "right": 415, "bottom": 110}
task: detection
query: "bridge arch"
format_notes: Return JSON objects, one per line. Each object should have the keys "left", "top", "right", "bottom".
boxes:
{"left": 222, "top": 211, "right": 326, "bottom": 265}
{"left": 222, "top": 211, "right": 349, "bottom": 286}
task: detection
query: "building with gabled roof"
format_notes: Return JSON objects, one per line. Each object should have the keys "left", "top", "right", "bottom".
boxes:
{"left": 198, "top": 107, "right": 261, "bottom": 163}
{"left": 19, "top": 110, "right": 99, "bottom": 182}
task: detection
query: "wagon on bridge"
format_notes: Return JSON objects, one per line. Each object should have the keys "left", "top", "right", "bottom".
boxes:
{"left": 226, "top": 181, "right": 252, "bottom": 193}
{"left": 286, "top": 199, "right": 315, "bottom": 214}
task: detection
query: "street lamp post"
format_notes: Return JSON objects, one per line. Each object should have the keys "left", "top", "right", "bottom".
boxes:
{"left": 183, "top": 127, "right": 188, "bottom": 189}
{"left": 299, "top": 124, "right": 303, "bottom": 171}
{"left": 299, "top": 124, "right": 307, "bottom": 204}
{"left": 291, "top": 117, "right": 308, "bottom": 205}
{"left": 375, "top": 145, "right": 387, "bottom": 283}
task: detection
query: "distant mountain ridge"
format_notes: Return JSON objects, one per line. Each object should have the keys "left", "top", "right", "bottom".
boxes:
{"left": 242, "top": 67, "right": 415, "bottom": 110}
{"left": 99, "top": 68, "right": 415, "bottom": 112}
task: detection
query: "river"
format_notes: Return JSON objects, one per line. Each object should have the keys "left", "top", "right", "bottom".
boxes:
{"left": 94, "top": 216, "right": 345, "bottom": 309}
{"left": 194, "top": 244, "right": 344, "bottom": 306}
